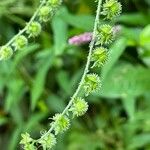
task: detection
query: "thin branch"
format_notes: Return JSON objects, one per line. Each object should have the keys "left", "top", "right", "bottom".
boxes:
{"left": 38, "top": 0, "right": 103, "bottom": 141}
{"left": 4, "top": 0, "right": 46, "bottom": 47}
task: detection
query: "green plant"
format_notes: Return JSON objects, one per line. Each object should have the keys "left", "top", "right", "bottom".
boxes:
{"left": 0, "top": 0, "right": 122, "bottom": 149}
{"left": 0, "top": 0, "right": 61, "bottom": 60}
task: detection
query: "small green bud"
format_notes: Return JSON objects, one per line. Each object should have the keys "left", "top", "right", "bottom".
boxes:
{"left": 24, "top": 144, "right": 36, "bottom": 150}
{"left": 20, "top": 133, "right": 33, "bottom": 145}
{"left": 20, "top": 133, "right": 36, "bottom": 150}
{"left": 39, "top": 6, "right": 50, "bottom": 22}
{"left": 83, "top": 73, "right": 101, "bottom": 96}
{"left": 47, "top": 0, "right": 62, "bottom": 7}
{"left": 91, "top": 47, "right": 108, "bottom": 68}
{"left": 26, "top": 22, "right": 41, "bottom": 37}
{"left": 39, "top": 133, "right": 56, "bottom": 149}
{"left": 96, "top": 24, "right": 114, "bottom": 45}
{"left": 102, "top": 0, "right": 122, "bottom": 20}
{"left": 12, "top": 35, "right": 28, "bottom": 50}
{"left": 51, "top": 114, "right": 70, "bottom": 135}
{"left": 0, "top": 46, "right": 13, "bottom": 60}
{"left": 70, "top": 97, "right": 88, "bottom": 117}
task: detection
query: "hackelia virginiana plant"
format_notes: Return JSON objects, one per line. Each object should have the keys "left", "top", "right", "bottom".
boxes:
{"left": 69, "top": 97, "right": 88, "bottom": 117}
{"left": 91, "top": 47, "right": 108, "bottom": 68}
{"left": 83, "top": 73, "right": 101, "bottom": 96}
{"left": 96, "top": 24, "right": 114, "bottom": 45}
{"left": 0, "top": 0, "right": 122, "bottom": 149}
{"left": 102, "top": 0, "right": 122, "bottom": 20}
{"left": 39, "top": 133, "right": 56, "bottom": 149}
{"left": 26, "top": 21, "right": 42, "bottom": 38}
{"left": 0, "top": 46, "right": 13, "bottom": 60}
{"left": 0, "top": 0, "right": 61, "bottom": 60}
{"left": 20, "top": 133, "right": 36, "bottom": 150}
{"left": 12, "top": 35, "right": 28, "bottom": 50}
{"left": 50, "top": 114, "right": 70, "bottom": 135}
{"left": 39, "top": 6, "right": 51, "bottom": 22}
{"left": 47, "top": 0, "right": 62, "bottom": 7}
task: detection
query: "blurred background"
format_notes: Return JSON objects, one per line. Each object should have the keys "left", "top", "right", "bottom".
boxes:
{"left": 0, "top": 0, "right": 150, "bottom": 149}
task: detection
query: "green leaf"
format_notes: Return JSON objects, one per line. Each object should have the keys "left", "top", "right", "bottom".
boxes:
{"left": 138, "top": 25, "right": 150, "bottom": 66}
{"left": 99, "top": 63, "right": 150, "bottom": 98}
{"left": 12, "top": 44, "right": 40, "bottom": 69}
{"left": 8, "top": 125, "right": 22, "bottom": 150}
{"left": 101, "top": 37, "right": 127, "bottom": 79}
{"left": 140, "top": 24, "right": 150, "bottom": 49}
{"left": 31, "top": 52, "right": 54, "bottom": 110}
{"left": 121, "top": 27, "right": 141, "bottom": 46}
{"left": 47, "top": 94, "right": 65, "bottom": 112}
{"left": 117, "top": 13, "right": 150, "bottom": 26}
{"left": 122, "top": 95, "right": 136, "bottom": 121}
{"left": 68, "top": 131, "right": 103, "bottom": 150}
{"left": 128, "top": 134, "right": 150, "bottom": 149}
{"left": 25, "top": 112, "right": 46, "bottom": 131}
{"left": 56, "top": 70, "right": 72, "bottom": 95}
{"left": 4, "top": 78, "right": 25, "bottom": 113}
{"left": 52, "top": 15, "right": 68, "bottom": 55}
{"left": 59, "top": 7, "right": 94, "bottom": 31}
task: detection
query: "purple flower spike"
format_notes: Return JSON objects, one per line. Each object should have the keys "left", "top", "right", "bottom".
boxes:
{"left": 68, "top": 32, "right": 92, "bottom": 46}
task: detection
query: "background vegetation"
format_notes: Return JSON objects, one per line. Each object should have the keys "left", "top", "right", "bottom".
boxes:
{"left": 0, "top": 0, "right": 150, "bottom": 149}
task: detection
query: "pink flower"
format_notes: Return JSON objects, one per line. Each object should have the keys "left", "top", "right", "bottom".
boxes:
{"left": 68, "top": 32, "right": 92, "bottom": 45}
{"left": 68, "top": 25, "right": 121, "bottom": 46}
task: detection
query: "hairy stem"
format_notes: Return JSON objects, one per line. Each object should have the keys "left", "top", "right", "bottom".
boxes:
{"left": 38, "top": 0, "right": 103, "bottom": 140}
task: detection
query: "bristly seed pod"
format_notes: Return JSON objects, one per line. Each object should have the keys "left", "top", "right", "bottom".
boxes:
{"left": 96, "top": 24, "right": 114, "bottom": 45}
{"left": 51, "top": 114, "right": 70, "bottom": 135}
{"left": 24, "top": 144, "right": 36, "bottom": 150}
{"left": 39, "top": 133, "right": 56, "bottom": 149}
{"left": 39, "top": 6, "right": 50, "bottom": 22}
{"left": 69, "top": 97, "right": 88, "bottom": 117}
{"left": 20, "top": 133, "right": 33, "bottom": 145}
{"left": 12, "top": 35, "right": 28, "bottom": 50}
{"left": 91, "top": 47, "right": 108, "bottom": 68}
{"left": 0, "top": 46, "right": 13, "bottom": 60}
{"left": 83, "top": 73, "right": 101, "bottom": 96}
{"left": 47, "top": 0, "right": 62, "bottom": 8}
{"left": 26, "top": 21, "right": 42, "bottom": 37}
{"left": 102, "top": 0, "right": 122, "bottom": 20}
{"left": 20, "top": 132, "right": 35, "bottom": 150}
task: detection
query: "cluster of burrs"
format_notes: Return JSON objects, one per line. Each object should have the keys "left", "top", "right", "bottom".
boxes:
{"left": 0, "top": 0, "right": 62, "bottom": 61}
{"left": 91, "top": 0, "right": 122, "bottom": 68}
{"left": 17, "top": 0, "right": 122, "bottom": 150}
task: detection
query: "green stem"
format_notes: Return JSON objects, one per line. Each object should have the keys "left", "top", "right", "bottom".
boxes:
{"left": 38, "top": 0, "right": 103, "bottom": 140}
{"left": 4, "top": 0, "right": 46, "bottom": 47}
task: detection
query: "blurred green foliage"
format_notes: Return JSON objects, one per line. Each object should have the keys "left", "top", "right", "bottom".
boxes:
{"left": 0, "top": 0, "right": 150, "bottom": 150}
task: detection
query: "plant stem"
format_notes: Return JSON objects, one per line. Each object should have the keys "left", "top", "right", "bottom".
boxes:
{"left": 4, "top": 0, "right": 46, "bottom": 47}
{"left": 61, "top": 0, "right": 102, "bottom": 116}
{"left": 38, "top": 0, "right": 103, "bottom": 140}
